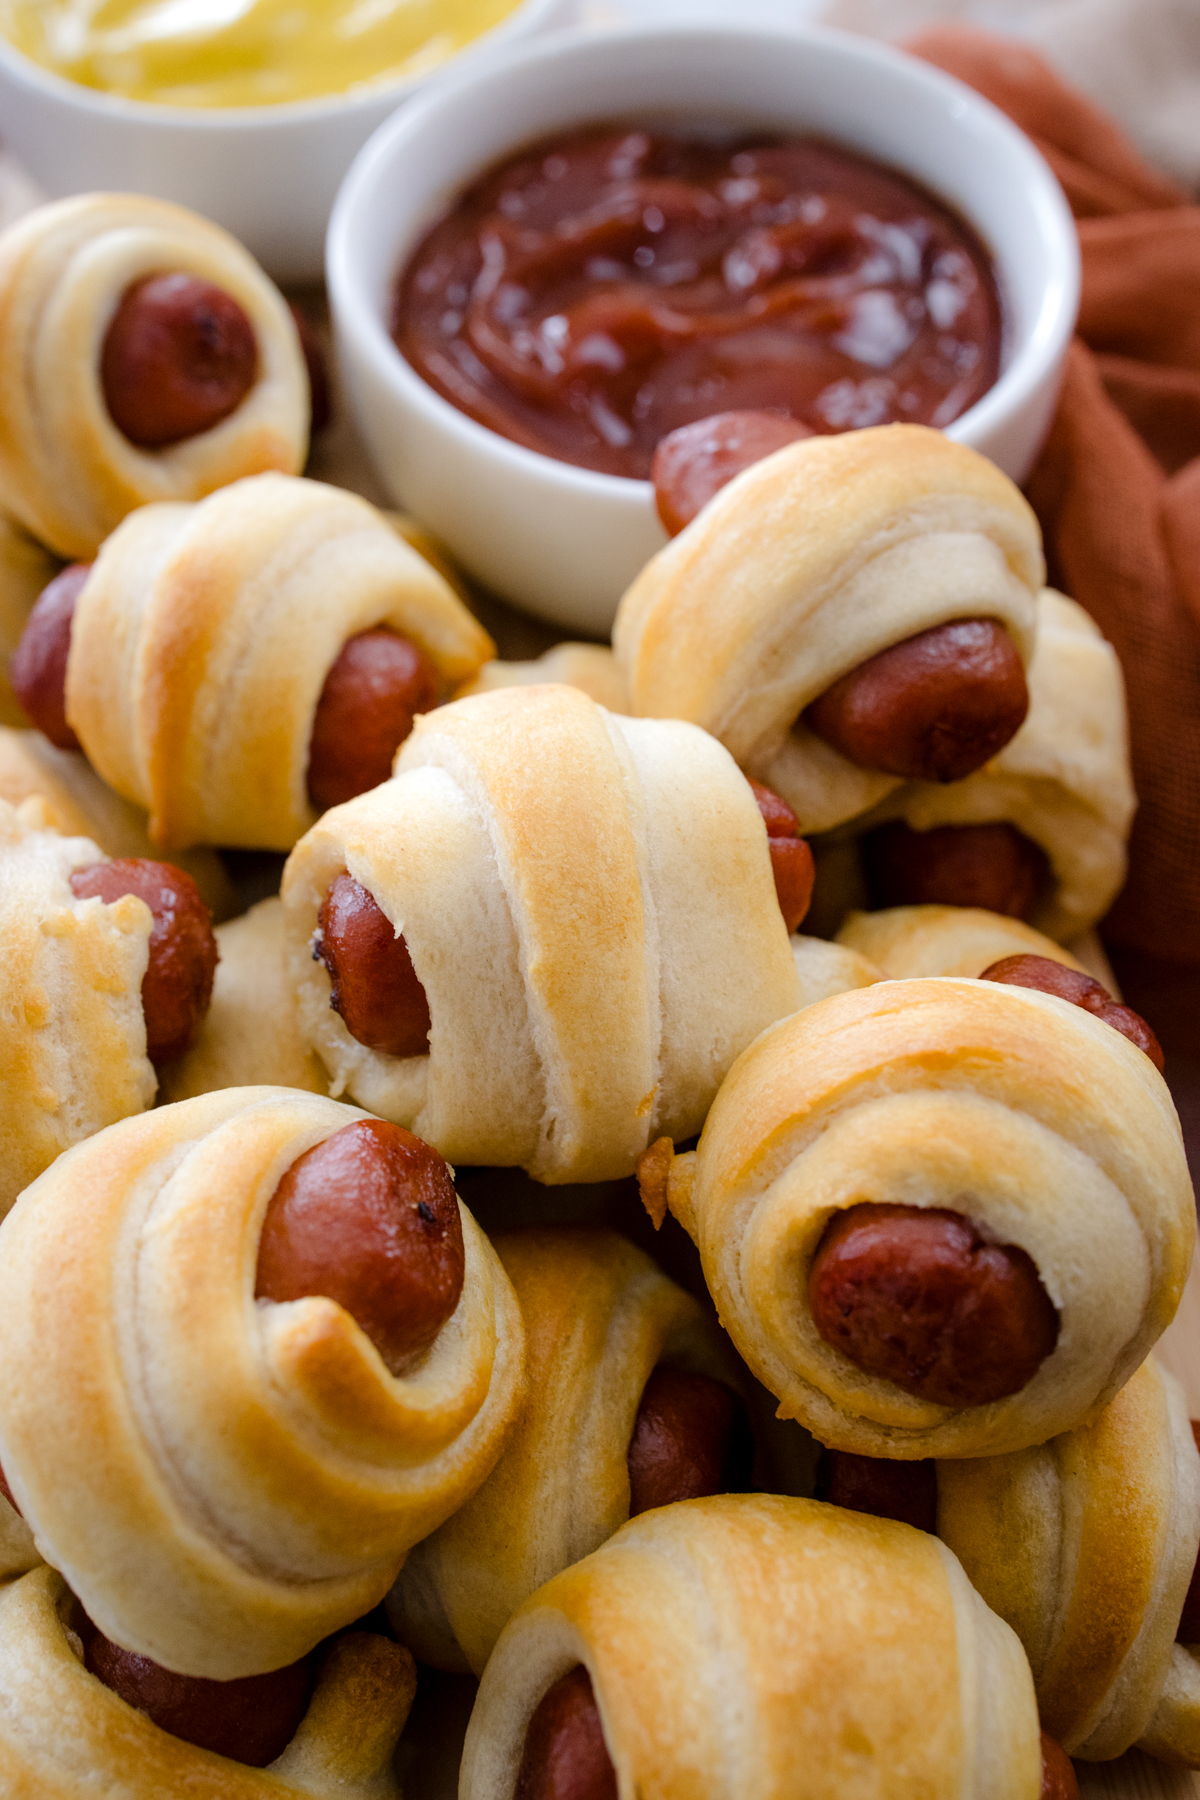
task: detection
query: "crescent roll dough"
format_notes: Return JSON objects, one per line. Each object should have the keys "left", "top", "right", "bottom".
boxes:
{"left": 613, "top": 423, "right": 1043, "bottom": 834}
{"left": 824, "top": 590, "right": 1134, "bottom": 941}
{"left": 387, "top": 1227, "right": 743, "bottom": 1675}
{"left": 653, "top": 979, "right": 1193, "bottom": 1459}
{"left": 460, "top": 1494, "right": 1041, "bottom": 1800}
{"left": 0, "top": 512, "right": 58, "bottom": 726}
{"left": 0, "top": 724, "right": 236, "bottom": 919}
{"left": 160, "top": 898, "right": 328, "bottom": 1104}
{"left": 0, "top": 1087, "right": 525, "bottom": 1678}
{"left": 937, "top": 1357, "right": 1200, "bottom": 1764}
{"left": 457, "top": 643, "right": 630, "bottom": 713}
{"left": 0, "top": 193, "right": 309, "bottom": 559}
{"left": 0, "top": 1567, "right": 414, "bottom": 1799}
{"left": 282, "top": 684, "right": 803, "bottom": 1183}
{"left": 65, "top": 471, "right": 495, "bottom": 851}
{"left": 836, "top": 904, "right": 1088, "bottom": 981}
{"left": 0, "top": 796, "right": 153, "bottom": 1217}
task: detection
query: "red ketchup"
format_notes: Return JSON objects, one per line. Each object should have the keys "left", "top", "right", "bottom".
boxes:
{"left": 393, "top": 127, "right": 1001, "bottom": 479}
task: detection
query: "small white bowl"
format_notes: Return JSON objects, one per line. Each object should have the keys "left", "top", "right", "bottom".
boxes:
{"left": 328, "top": 21, "right": 1079, "bottom": 637}
{"left": 0, "top": 0, "right": 563, "bottom": 284}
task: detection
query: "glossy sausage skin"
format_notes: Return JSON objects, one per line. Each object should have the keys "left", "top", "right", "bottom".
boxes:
{"left": 9, "top": 564, "right": 91, "bottom": 751}
{"left": 861, "top": 819, "right": 1049, "bottom": 921}
{"left": 1040, "top": 1732, "right": 1079, "bottom": 1800}
{"left": 315, "top": 873, "right": 431, "bottom": 1058}
{"left": 981, "top": 953, "right": 1165, "bottom": 1072}
{"left": 808, "top": 1202, "right": 1059, "bottom": 1409}
{"left": 101, "top": 274, "right": 258, "bottom": 449}
{"left": 80, "top": 1612, "right": 313, "bottom": 1766}
{"left": 804, "top": 619, "right": 1029, "bottom": 784}
{"left": 626, "top": 1366, "right": 753, "bottom": 1517}
{"left": 749, "top": 778, "right": 814, "bottom": 933}
{"left": 516, "top": 1666, "right": 617, "bottom": 1800}
{"left": 813, "top": 1447, "right": 937, "bottom": 1534}
{"left": 69, "top": 859, "right": 218, "bottom": 1068}
{"left": 255, "top": 1118, "right": 464, "bottom": 1375}
{"left": 651, "top": 410, "right": 814, "bottom": 537}
{"left": 1177, "top": 1423, "right": 1200, "bottom": 1643}
{"left": 306, "top": 628, "right": 441, "bottom": 812}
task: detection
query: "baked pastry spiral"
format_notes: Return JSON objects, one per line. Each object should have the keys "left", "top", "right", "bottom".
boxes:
{"left": 61, "top": 472, "right": 493, "bottom": 851}
{"left": 613, "top": 423, "right": 1043, "bottom": 835}
{"left": 458, "top": 643, "right": 630, "bottom": 713}
{"left": 0, "top": 1566, "right": 415, "bottom": 1798}
{"left": 0, "top": 1086, "right": 525, "bottom": 1677}
{"left": 0, "top": 512, "right": 58, "bottom": 726}
{"left": 160, "top": 898, "right": 328, "bottom": 1104}
{"left": 0, "top": 194, "right": 309, "bottom": 559}
{"left": 646, "top": 978, "right": 1193, "bottom": 1459}
{"left": 0, "top": 796, "right": 154, "bottom": 1216}
{"left": 836, "top": 904, "right": 1089, "bottom": 982}
{"left": 938, "top": 1356, "right": 1200, "bottom": 1763}
{"left": 282, "top": 684, "right": 802, "bottom": 1183}
{"left": 824, "top": 591, "right": 1133, "bottom": 941}
{"left": 0, "top": 723, "right": 235, "bottom": 919}
{"left": 387, "top": 1227, "right": 747, "bottom": 1675}
{"left": 460, "top": 1493, "right": 1041, "bottom": 1800}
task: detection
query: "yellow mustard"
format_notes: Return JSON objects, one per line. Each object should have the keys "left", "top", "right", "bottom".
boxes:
{"left": 0, "top": 0, "right": 524, "bottom": 108}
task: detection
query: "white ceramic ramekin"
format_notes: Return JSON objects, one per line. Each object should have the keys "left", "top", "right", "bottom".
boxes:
{"left": 0, "top": 0, "right": 563, "bottom": 284}
{"left": 328, "top": 21, "right": 1080, "bottom": 636}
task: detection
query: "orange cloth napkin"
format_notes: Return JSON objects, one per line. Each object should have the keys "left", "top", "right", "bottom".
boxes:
{"left": 908, "top": 28, "right": 1200, "bottom": 1051}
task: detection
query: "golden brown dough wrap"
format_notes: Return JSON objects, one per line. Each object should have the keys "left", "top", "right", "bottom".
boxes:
{"left": 937, "top": 1357, "right": 1200, "bottom": 1763}
{"left": 460, "top": 1494, "right": 1041, "bottom": 1800}
{"left": 457, "top": 643, "right": 629, "bottom": 713}
{"left": 158, "top": 898, "right": 327, "bottom": 1104}
{"left": 64, "top": 472, "right": 494, "bottom": 851}
{"left": 0, "top": 725, "right": 235, "bottom": 919}
{"left": 0, "top": 1567, "right": 414, "bottom": 1798}
{"left": 820, "top": 590, "right": 1133, "bottom": 941}
{"left": 613, "top": 424, "right": 1043, "bottom": 835}
{"left": 283, "top": 685, "right": 802, "bottom": 1184}
{"left": 655, "top": 978, "right": 1193, "bottom": 1459}
{"left": 0, "top": 193, "right": 308, "bottom": 559}
{"left": 0, "top": 796, "right": 153, "bottom": 1217}
{"left": 386, "top": 1227, "right": 742, "bottom": 1675}
{"left": 836, "top": 904, "right": 1087, "bottom": 980}
{"left": 0, "top": 1087, "right": 525, "bottom": 1678}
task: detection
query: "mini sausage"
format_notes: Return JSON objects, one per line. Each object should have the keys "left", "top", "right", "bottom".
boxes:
{"left": 69, "top": 859, "right": 217, "bottom": 1068}
{"left": 100, "top": 273, "right": 258, "bottom": 449}
{"left": 315, "top": 872, "right": 431, "bottom": 1058}
{"left": 9, "top": 563, "right": 91, "bottom": 751}
{"left": 626, "top": 1366, "right": 753, "bottom": 1517}
{"left": 749, "top": 778, "right": 815, "bottom": 933}
{"left": 808, "top": 1202, "right": 1059, "bottom": 1409}
{"left": 1040, "top": 1732, "right": 1080, "bottom": 1800}
{"left": 255, "top": 1118, "right": 464, "bottom": 1375}
{"left": 651, "top": 410, "right": 814, "bottom": 537}
{"left": 813, "top": 1447, "right": 937, "bottom": 1535}
{"left": 861, "top": 819, "right": 1048, "bottom": 921}
{"left": 980, "top": 953, "right": 1165, "bottom": 1072}
{"left": 804, "top": 618, "right": 1029, "bottom": 785}
{"left": 306, "top": 629, "right": 441, "bottom": 812}
{"left": 80, "top": 1611, "right": 313, "bottom": 1766}
{"left": 515, "top": 1665, "right": 617, "bottom": 1800}
{"left": 1177, "top": 1422, "right": 1200, "bottom": 1642}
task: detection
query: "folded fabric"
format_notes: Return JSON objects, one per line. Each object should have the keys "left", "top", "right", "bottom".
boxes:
{"left": 903, "top": 26, "right": 1200, "bottom": 1052}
